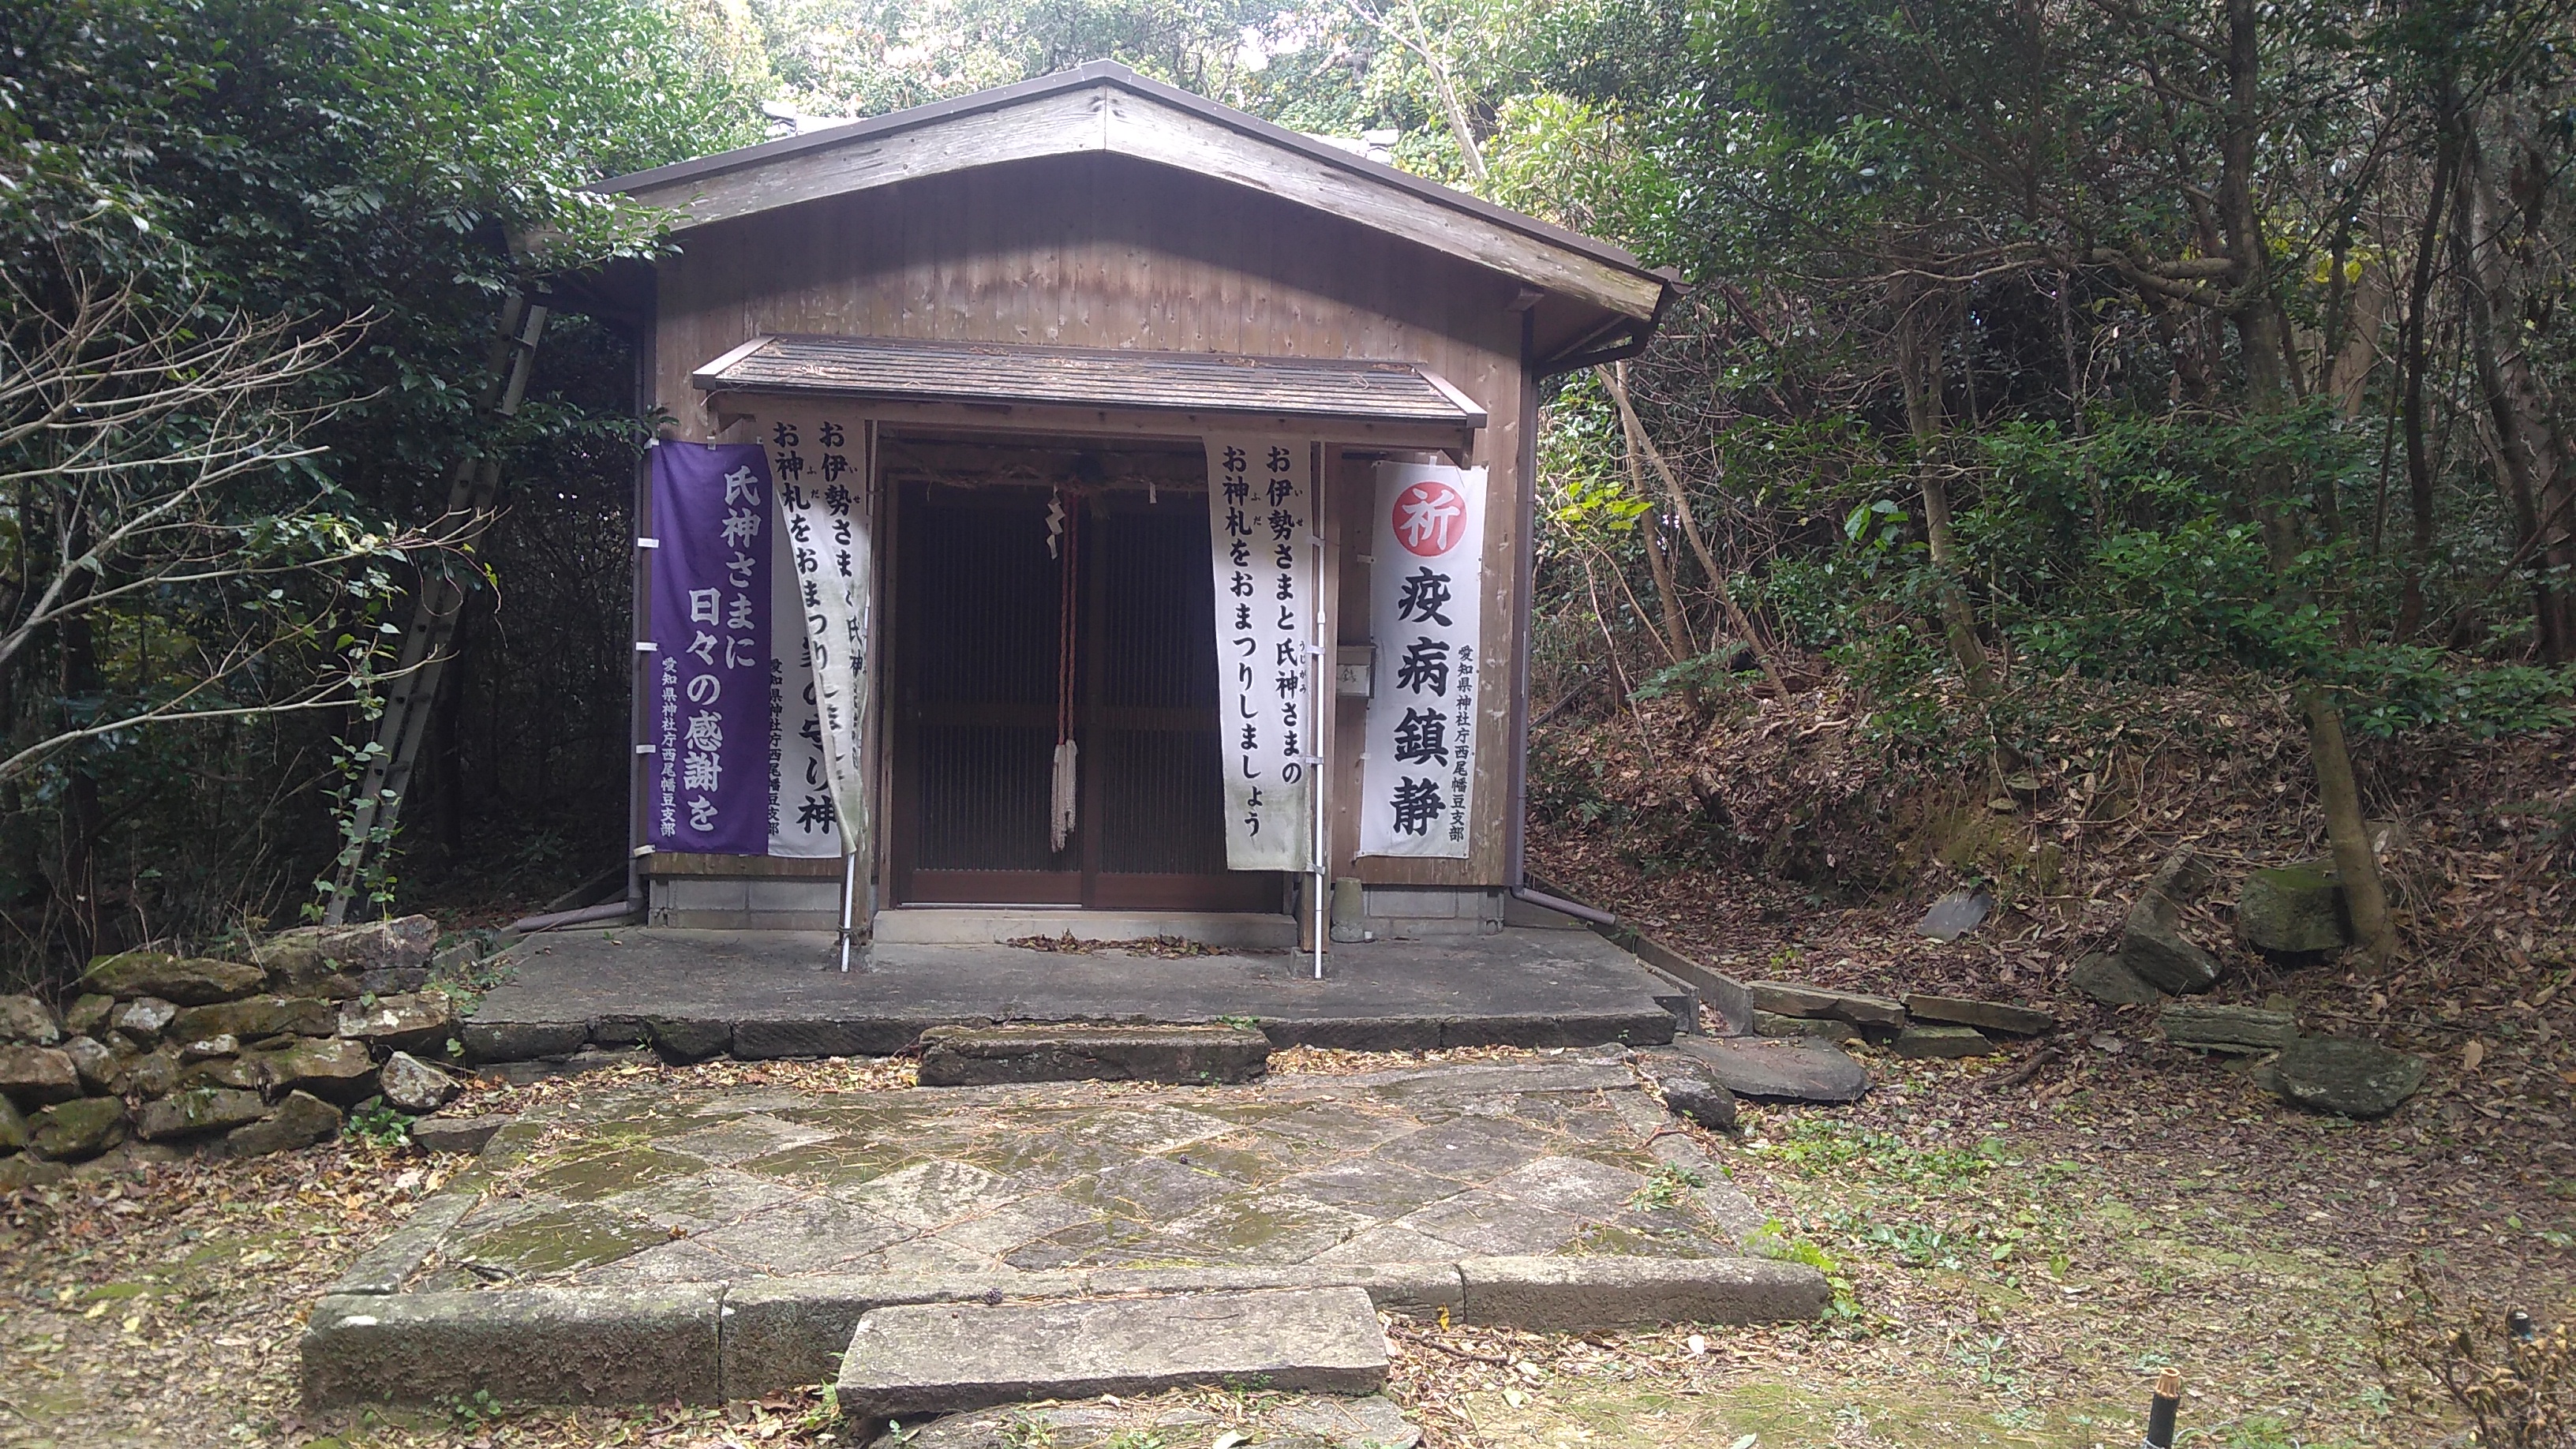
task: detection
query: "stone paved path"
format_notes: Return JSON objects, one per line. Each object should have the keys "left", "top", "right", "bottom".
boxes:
{"left": 403, "top": 1056, "right": 1752, "bottom": 1291}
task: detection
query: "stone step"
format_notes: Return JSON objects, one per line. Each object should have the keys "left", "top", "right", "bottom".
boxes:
{"left": 833, "top": 1286, "right": 1388, "bottom": 1421}
{"left": 915, "top": 1023, "right": 1270, "bottom": 1086}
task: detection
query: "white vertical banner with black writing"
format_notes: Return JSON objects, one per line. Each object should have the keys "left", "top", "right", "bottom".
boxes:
{"left": 1204, "top": 436, "right": 1316, "bottom": 871}
{"left": 1360, "top": 460, "right": 1486, "bottom": 858}
{"left": 763, "top": 414, "right": 874, "bottom": 877}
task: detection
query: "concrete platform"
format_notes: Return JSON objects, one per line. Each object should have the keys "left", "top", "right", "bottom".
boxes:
{"left": 466, "top": 927, "right": 1690, "bottom": 1061}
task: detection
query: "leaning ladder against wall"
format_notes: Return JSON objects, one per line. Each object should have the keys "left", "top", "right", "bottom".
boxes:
{"left": 323, "top": 290, "right": 551, "bottom": 923}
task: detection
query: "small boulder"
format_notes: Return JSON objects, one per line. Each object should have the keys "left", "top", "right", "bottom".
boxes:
{"left": 62, "top": 994, "right": 114, "bottom": 1039}
{"left": 2237, "top": 863, "right": 2352, "bottom": 960}
{"left": 178, "top": 1034, "right": 239, "bottom": 1063}
{"left": 378, "top": 1051, "right": 460, "bottom": 1114}
{"left": 1891, "top": 1024, "right": 1999, "bottom": 1058}
{"left": 1915, "top": 889, "right": 1993, "bottom": 942}
{"left": 2160, "top": 1002, "right": 2297, "bottom": 1054}
{"left": 1745, "top": 981, "right": 1908, "bottom": 1029}
{"left": 1752, "top": 1010, "right": 1859, "bottom": 1043}
{"left": 1903, "top": 994, "right": 2057, "bottom": 1037}
{"left": 124, "top": 1050, "right": 181, "bottom": 1099}
{"left": 219, "top": 1091, "right": 341, "bottom": 1158}
{"left": 0, "top": 994, "right": 62, "bottom": 1046}
{"left": 2269, "top": 1036, "right": 2426, "bottom": 1120}
{"left": 137, "top": 1087, "right": 270, "bottom": 1140}
{"left": 0, "top": 1046, "right": 81, "bottom": 1106}
{"left": 0, "top": 1094, "right": 27, "bottom": 1151}
{"left": 1658, "top": 1070, "right": 1739, "bottom": 1131}
{"left": 170, "top": 994, "right": 337, "bottom": 1045}
{"left": 81, "top": 952, "right": 264, "bottom": 1005}
{"left": 259, "top": 916, "right": 436, "bottom": 994}
{"left": 335, "top": 992, "right": 460, "bottom": 1055}
{"left": 250, "top": 1037, "right": 379, "bottom": 1103}
{"left": 2144, "top": 848, "right": 2217, "bottom": 904}
{"left": 179, "top": 1055, "right": 264, "bottom": 1092}
{"left": 0, "top": 1155, "right": 69, "bottom": 1190}
{"left": 110, "top": 997, "right": 178, "bottom": 1045}
{"left": 32, "top": 1097, "right": 128, "bottom": 1159}
{"left": 2117, "top": 898, "right": 2222, "bottom": 995}
{"left": 2069, "top": 952, "right": 2164, "bottom": 1005}
{"left": 410, "top": 1113, "right": 509, "bottom": 1155}
{"left": 1674, "top": 1035, "right": 1870, "bottom": 1103}
{"left": 61, "top": 1036, "right": 122, "bottom": 1093}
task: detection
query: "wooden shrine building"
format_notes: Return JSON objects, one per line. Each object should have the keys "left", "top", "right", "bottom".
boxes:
{"left": 591, "top": 62, "right": 1672, "bottom": 945}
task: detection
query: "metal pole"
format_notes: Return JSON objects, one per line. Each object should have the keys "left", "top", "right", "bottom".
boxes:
{"left": 837, "top": 848, "right": 857, "bottom": 973}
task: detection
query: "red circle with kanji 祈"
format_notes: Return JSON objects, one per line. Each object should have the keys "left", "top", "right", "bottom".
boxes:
{"left": 1391, "top": 481, "right": 1467, "bottom": 557}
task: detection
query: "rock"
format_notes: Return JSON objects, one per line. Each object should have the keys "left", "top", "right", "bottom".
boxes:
{"left": 2160, "top": 1003, "right": 2297, "bottom": 1054}
{"left": 32, "top": 1097, "right": 128, "bottom": 1159}
{"left": 1902, "top": 994, "right": 2056, "bottom": 1036}
{"left": 0, "top": 1154, "right": 69, "bottom": 1190}
{"left": 1751, "top": 1010, "right": 1859, "bottom": 1043}
{"left": 1890, "top": 1024, "right": 1999, "bottom": 1058}
{"left": 2117, "top": 897, "right": 2221, "bottom": 995}
{"left": 1915, "top": 890, "right": 1993, "bottom": 942}
{"left": 110, "top": 996, "right": 178, "bottom": 1044}
{"left": 409, "top": 1113, "right": 509, "bottom": 1155}
{"left": 178, "top": 1034, "right": 239, "bottom": 1062}
{"left": 1673, "top": 1035, "right": 1870, "bottom": 1103}
{"left": 1658, "top": 1070, "right": 1738, "bottom": 1131}
{"left": 2069, "top": 952, "right": 2163, "bottom": 1005}
{"left": 2144, "top": 848, "right": 2216, "bottom": 904}
{"left": 2237, "top": 863, "right": 2353, "bottom": 960}
{"left": 62, "top": 994, "right": 114, "bottom": 1039}
{"left": 0, "top": 1046, "right": 81, "bottom": 1106}
{"left": 170, "top": 994, "right": 337, "bottom": 1044}
{"left": 259, "top": 916, "right": 436, "bottom": 994}
{"left": 337, "top": 992, "right": 461, "bottom": 1055}
{"left": 170, "top": 984, "right": 337, "bottom": 1041}
{"left": 0, "top": 994, "right": 62, "bottom": 1045}
{"left": 61, "top": 1036, "right": 122, "bottom": 1093}
{"left": 138, "top": 1087, "right": 269, "bottom": 1140}
{"left": 2269, "top": 1036, "right": 2426, "bottom": 1119}
{"left": 429, "top": 940, "right": 484, "bottom": 977}
{"left": 1743, "top": 981, "right": 1908, "bottom": 1029}
{"left": 219, "top": 1090, "right": 341, "bottom": 1158}
{"left": 82, "top": 952, "right": 264, "bottom": 1005}
{"left": 125, "top": 1050, "right": 181, "bottom": 1099}
{"left": 249, "top": 1036, "right": 379, "bottom": 1103}
{"left": 377, "top": 1051, "right": 460, "bottom": 1114}
{"left": 0, "top": 1094, "right": 26, "bottom": 1151}
{"left": 179, "top": 1055, "right": 264, "bottom": 1091}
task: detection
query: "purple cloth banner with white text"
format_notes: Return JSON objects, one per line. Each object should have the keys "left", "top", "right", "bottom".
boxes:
{"left": 647, "top": 442, "right": 773, "bottom": 855}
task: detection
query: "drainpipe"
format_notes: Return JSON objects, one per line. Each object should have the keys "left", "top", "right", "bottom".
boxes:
{"left": 1505, "top": 300, "right": 1616, "bottom": 930}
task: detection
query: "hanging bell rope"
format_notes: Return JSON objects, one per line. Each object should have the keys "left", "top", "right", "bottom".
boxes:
{"left": 1049, "top": 488, "right": 1080, "bottom": 856}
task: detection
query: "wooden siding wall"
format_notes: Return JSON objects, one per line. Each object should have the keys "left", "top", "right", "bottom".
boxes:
{"left": 654, "top": 151, "right": 1530, "bottom": 889}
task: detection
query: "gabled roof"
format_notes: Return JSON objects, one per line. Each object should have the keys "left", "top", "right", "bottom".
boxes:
{"left": 594, "top": 61, "right": 1673, "bottom": 349}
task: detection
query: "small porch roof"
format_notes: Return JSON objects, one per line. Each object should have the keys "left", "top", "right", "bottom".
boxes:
{"left": 694, "top": 334, "right": 1489, "bottom": 451}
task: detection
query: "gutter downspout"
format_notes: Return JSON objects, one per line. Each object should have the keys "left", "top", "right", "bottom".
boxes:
{"left": 1505, "top": 299, "right": 1616, "bottom": 930}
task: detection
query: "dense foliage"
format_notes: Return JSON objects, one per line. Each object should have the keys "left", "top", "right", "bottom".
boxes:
{"left": 5, "top": 0, "right": 2571, "bottom": 982}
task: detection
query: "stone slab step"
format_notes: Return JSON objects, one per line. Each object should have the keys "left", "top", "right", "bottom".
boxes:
{"left": 1742, "top": 981, "right": 1905, "bottom": 1028}
{"left": 1671, "top": 1036, "right": 1870, "bottom": 1103}
{"left": 915, "top": 1023, "right": 1270, "bottom": 1086}
{"left": 833, "top": 1287, "right": 1388, "bottom": 1421}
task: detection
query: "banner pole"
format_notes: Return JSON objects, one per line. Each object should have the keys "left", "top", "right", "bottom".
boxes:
{"left": 838, "top": 848, "right": 856, "bottom": 973}
{"left": 1312, "top": 474, "right": 1327, "bottom": 983}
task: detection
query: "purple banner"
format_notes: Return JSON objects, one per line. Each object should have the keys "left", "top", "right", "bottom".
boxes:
{"left": 647, "top": 442, "right": 773, "bottom": 855}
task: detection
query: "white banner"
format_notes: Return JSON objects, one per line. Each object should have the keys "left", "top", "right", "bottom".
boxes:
{"left": 763, "top": 414, "right": 874, "bottom": 870}
{"left": 1360, "top": 460, "right": 1485, "bottom": 858}
{"left": 1204, "top": 437, "right": 1316, "bottom": 871}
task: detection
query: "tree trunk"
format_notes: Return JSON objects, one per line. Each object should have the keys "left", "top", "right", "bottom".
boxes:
{"left": 2397, "top": 125, "right": 2459, "bottom": 640}
{"left": 2215, "top": 0, "right": 2394, "bottom": 967}
{"left": 1599, "top": 363, "right": 1789, "bottom": 699}
{"left": 1893, "top": 290, "right": 1998, "bottom": 696}
{"left": 2451, "top": 110, "right": 2576, "bottom": 662}
{"left": 1614, "top": 381, "right": 1693, "bottom": 665}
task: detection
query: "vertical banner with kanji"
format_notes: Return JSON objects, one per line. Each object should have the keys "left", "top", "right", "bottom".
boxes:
{"left": 1359, "top": 459, "right": 1486, "bottom": 858}
{"left": 764, "top": 414, "right": 874, "bottom": 873}
{"left": 1204, "top": 436, "right": 1317, "bottom": 871}
{"left": 646, "top": 442, "right": 774, "bottom": 855}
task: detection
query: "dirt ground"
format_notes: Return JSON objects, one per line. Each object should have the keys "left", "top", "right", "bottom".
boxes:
{"left": 2, "top": 1005, "right": 2567, "bottom": 1449}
